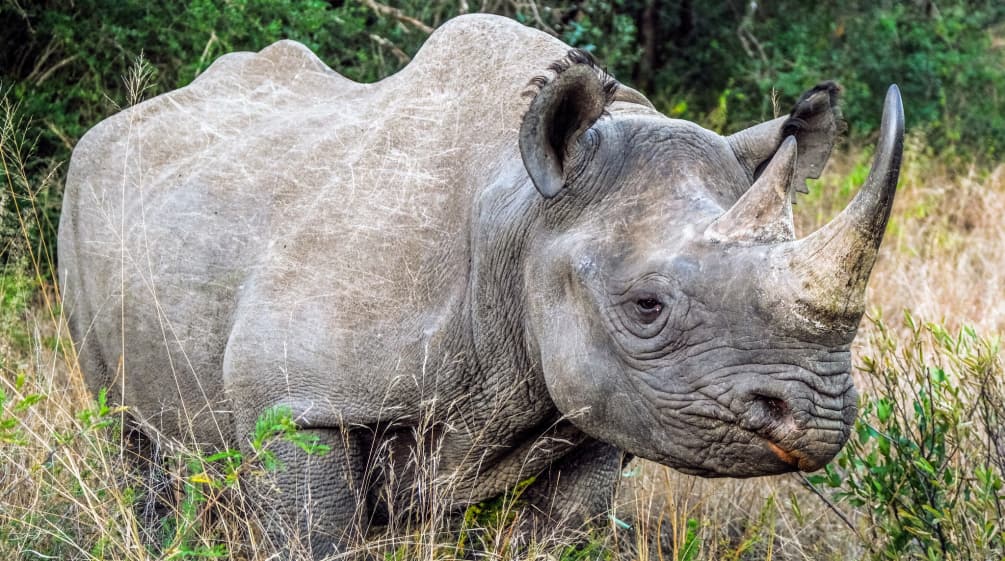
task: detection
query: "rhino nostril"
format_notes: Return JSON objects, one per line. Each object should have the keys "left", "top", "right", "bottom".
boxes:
{"left": 747, "top": 394, "right": 795, "bottom": 432}
{"left": 760, "top": 395, "right": 789, "bottom": 420}
{"left": 750, "top": 393, "right": 789, "bottom": 417}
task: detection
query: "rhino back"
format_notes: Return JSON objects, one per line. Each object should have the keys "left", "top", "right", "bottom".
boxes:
{"left": 59, "top": 15, "right": 568, "bottom": 445}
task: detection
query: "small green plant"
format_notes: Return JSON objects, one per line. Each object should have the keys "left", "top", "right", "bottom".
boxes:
{"left": 558, "top": 536, "right": 612, "bottom": 561}
{"left": 675, "top": 517, "right": 701, "bottom": 561}
{"left": 809, "top": 312, "right": 1005, "bottom": 560}
{"left": 75, "top": 386, "right": 122, "bottom": 431}
{"left": 249, "top": 404, "right": 331, "bottom": 471}
{"left": 451, "top": 475, "right": 537, "bottom": 556}
{"left": 157, "top": 405, "right": 331, "bottom": 559}
{"left": 0, "top": 262, "right": 35, "bottom": 353}
{"left": 0, "top": 371, "right": 45, "bottom": 445}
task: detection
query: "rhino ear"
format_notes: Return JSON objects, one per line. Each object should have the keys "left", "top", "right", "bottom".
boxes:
{"left": 728, "top": 81, "right": 846, "bottom": 196}
{"left": 520, "top": 64, "right": 610, "bottom": 198}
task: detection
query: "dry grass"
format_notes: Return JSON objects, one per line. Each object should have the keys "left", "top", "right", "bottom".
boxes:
{"left": 800, "top": 131, "right": 1005, "bottom": 339}
{"left": 3, "top": 91, "right": 1004, "bottom": 559}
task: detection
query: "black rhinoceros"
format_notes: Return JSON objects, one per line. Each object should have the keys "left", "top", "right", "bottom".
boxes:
{"left": 58, "top": 13, "right": 903, "bottom": 557}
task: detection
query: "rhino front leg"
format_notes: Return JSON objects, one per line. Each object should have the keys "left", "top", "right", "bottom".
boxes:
{"left": 242, "top": 421, "right": 369, "bottom": 558}
{"left": 519, "top": 438, "right": 624, "bottom": 541}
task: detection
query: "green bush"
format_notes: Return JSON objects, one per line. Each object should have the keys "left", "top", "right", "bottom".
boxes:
{"left": 810, "top": 313, "right": 1005, "bottom": 560}
{"left": 554, "top": 0, "right": 1005, "bottom": 155}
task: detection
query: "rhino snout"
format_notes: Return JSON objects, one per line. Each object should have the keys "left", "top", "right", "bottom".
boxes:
{"left": 738, "top": 385, "right": 856, "bottom": 472}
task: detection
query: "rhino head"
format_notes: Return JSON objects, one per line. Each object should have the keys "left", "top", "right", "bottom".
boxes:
{"left": 518, "top": 53, "right": 903, "bottom": 477}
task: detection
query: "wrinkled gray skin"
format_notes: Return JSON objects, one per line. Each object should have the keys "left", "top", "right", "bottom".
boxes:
{"left": 58, "top": 14, "right": 904, "bottom": 558}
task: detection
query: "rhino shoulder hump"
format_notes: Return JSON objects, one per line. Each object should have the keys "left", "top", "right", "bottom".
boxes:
{"left": 419, "top": 13, "right": 562, "bottom": 56}
{"left": 195, "top": 39, "right": 337, "bottom": 87}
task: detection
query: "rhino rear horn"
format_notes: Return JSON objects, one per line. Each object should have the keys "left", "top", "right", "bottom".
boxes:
{"left": 707, "top": 136, "right": 798, "bottom": 244}
{"left": 520, "top": 64, "right": 610, "bottom": 198}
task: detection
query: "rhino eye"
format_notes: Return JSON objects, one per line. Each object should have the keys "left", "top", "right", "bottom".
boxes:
{"left": 634, "top": 297, "right": 664, "bottom": 322}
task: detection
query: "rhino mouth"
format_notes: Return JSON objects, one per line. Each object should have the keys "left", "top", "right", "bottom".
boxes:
{"left": 763, "top": 437, "right": 822, "bottom": 471}
{"left": 742, "top": 418, "right": 848, "bottom": 473}
{"left": 716, "top": 431, "right": 836, "bottom": 477}
{"left": 736, "top": 388, "right": 852, "bottom": 472}
{"left": 661, "top": 418, "right": 840, "bottom": 478}
{"left": 678, "top": 415, "right": 846, "bottom": 476}
{"left": 664, "top": 402, "right": 845, "bottom": 476}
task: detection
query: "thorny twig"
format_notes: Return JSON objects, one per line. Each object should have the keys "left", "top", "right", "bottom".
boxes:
{"left": 516, "top": 0, "right": 558, "bottom": 36}
{"left": 794, "top": 473, "right": 871, "bottom": 548}
{"left": 737, "top": 0, "right": 768, "bottom": 65}
{"left": 360, "top": 0, "right": 434, "bottom": 34}
{"left": 368, "top": 34, "right": 411, "bottom": 65}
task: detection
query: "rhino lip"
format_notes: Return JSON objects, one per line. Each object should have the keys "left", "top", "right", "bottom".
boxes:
{"left": 686, "top": 410, "right": 831, "bottom": 472}
{"left": 738, "top": 398, "right": 823, "bottom": 471}
{"left": 733, "top": 416, "right": 816, "bottom": 471}
{"left": 760, "top": 434, "right": 828, "bottom": 472}
{"left": 765, "top": 440, "right": 801, "bottom": 469}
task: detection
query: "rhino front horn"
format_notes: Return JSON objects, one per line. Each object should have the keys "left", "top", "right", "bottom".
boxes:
{"left": 785, "top": 84, "right": 904, "bottom": 317}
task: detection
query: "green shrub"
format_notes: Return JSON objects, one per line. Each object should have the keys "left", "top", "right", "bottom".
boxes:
{"left": 810, "top": 313, "right": 1005, "bottom": 560}
{"left": 553, "top": 1, "right": 1005, "bottom": 156}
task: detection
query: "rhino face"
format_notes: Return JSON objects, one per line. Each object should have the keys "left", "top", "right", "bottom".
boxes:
{"left": 519, "top": 53, "right": 903, "bottom": 477}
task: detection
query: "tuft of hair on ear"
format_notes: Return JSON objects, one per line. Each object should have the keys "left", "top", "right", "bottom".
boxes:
{"left": 781, "top": 80, "right": 848, "bottom": 139}
{"left": 523, "top": 48, "right": 619, "bottom": 105}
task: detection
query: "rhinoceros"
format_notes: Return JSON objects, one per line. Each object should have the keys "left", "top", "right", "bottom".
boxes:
{"left": 58, "top": 13, "right": 903, "bottom": 557}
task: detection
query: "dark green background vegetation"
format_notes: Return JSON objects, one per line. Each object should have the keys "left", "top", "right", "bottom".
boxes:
{"left": 2, "top": 0, "right": 1004, "bottom": 270}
